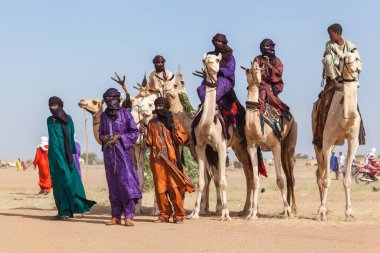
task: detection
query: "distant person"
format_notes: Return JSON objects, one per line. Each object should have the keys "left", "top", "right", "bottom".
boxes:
{"left": 47, "top": 96, "right": 96, "bottom": 219}
{"left": 364, "top": 147, "right": 380, "bottom": 180}
{"left": 338, "top": 152, "right": 346, "bottom": 179}
{"left": 33, "top": 136, "right": 52, "bottom": 194}
{"left": 21, "top": 160, "right": 28, "bottom": 171}
{"left": 73, "top": 134, "right": 82, "bottom": 180}
{"left": 16, "top": 158, "right": 23, "bottom": 172}
{"left": 99, "top": 88, "right": 141, "bottom": 226}
{"left": 330, "top": 152, "right": 339, "bottom": 179}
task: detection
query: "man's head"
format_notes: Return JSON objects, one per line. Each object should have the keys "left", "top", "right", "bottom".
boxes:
{"left": 327, "top": 23, "right": 343, "bottom": 43}
{"left": 154, "top": 97, "right": 170, "bottom": 111}
{"left": 332, "top": 152, "right": 335, "bottom": 156}
{"left": 103, "top": 88, "right": 121, "bottom": 110}
{"left": 152, "top": 55, "right": 166, "bottom": 73}
{"left": 260, "top": 38, "right": 276, "bottom": 58}
{"left": 212, "top": 33, "right": 228, "bottom": 49}
{"left": 339, "top": 152, "right": 343, "bottom": 156}
{"left": 48, "top": 96, "right": 63, "bottom": 113}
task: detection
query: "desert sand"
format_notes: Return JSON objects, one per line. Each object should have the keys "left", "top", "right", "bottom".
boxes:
{"left": 1, "top": 161, "right": 379, "bottom": 253}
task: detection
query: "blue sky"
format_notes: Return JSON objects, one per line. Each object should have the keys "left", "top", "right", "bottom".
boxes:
{"left": 0, "top": 0, "right": 378, "bottom": 160}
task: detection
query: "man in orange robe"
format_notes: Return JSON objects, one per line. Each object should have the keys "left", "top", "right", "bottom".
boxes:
{"left": 145, "top": 97, "right": 190, "bottom": 223}
{"left": 33, "top": 136, "right": 52, "bottom": 194}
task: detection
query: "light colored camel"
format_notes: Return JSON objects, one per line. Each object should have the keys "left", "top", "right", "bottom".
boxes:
{"left": 243, "top": 61, "right": 297, "bottom": 219}
{"left": 312, "top": 52, "right": 362, "bottom": 221}
{"left": 188, "top": 53, "right": 229, "bottom": 220}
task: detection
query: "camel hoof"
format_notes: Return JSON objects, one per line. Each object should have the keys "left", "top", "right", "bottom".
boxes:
{"left": 219, "top": 209, "right": 231, "bottom": 221}
{"left": 345, "top": 212, "right": 356, "bottom": 222}
{"left": 219, "top": 215, "right": 232, "bottom": 221}
{"left": 187, "top": 211, "right": 200, "bottom": 220}
{"left": 245, "top": 211, "right": 258, "bottom": 220}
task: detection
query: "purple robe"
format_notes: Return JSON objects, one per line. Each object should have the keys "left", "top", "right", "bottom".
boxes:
{"left": 99, "top": 108, "right": 142, "bottom": 219}
{"left": 73, "top": 141, "right": 82, "bottom": 179}
{"left": 197, "top": 54, "right": 237, "bottom": 108}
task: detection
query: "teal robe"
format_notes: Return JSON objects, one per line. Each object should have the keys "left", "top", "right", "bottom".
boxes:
{"left": 47, "top": 115, "right": 96, "bottom": 217}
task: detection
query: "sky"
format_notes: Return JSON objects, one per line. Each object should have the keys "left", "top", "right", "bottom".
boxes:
{"left": 0, "top": 0, "right": 379, "bottom": 160}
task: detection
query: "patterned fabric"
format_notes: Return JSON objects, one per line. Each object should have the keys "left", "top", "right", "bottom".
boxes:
{"left": 260, "top": 101, "right": 283, "bottom": 140}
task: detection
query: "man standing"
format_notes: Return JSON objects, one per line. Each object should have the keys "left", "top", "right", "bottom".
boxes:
{"left": 33, "top": 136, "right": 52, "bottom": 194}
{"left": 338, "top": 152, "right": 346, "bottom": 179}
{"left": 99, "top": 88, "right": 141, "bottom": 226}
{"left": 47, "top": 96, "right": 96, "bottom": 219}
{"left": 313, "top": 23, "right": 363, "bottom": 148}
{"left": 330, "top": 151, "right": 339, "bottom": 180}
{"left": 147, "top": 55, "right": 175, "bottom": 95}
{"left": 145, "top": 97, "right": 193, "bottom": 223}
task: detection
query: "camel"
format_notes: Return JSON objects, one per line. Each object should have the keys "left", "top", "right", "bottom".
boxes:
{"left": 243, "top": 61, "right": 297, "bottom": 219}
{"left": 312, "top": 52, "right": 362, "bottom": 221}
{"left": 187, "top": 53, "right": 253, "bottom": 221}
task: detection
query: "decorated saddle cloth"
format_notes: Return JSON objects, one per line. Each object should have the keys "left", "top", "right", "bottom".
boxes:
{"left": 218, "top": 101, "right": 246, "bottom": 139}
{"left": 260, "top": 101, "right": 283, "bottom": 140}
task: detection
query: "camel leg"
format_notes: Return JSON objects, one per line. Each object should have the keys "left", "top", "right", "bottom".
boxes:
{"left": 344, "top": 138, "right": 358, "bottom": 220}
{"left": 272, "top": 143, "right": 292, "bottom": 218}
{"left": 134, "top": 145, "right": 145, "bottom": 215}
{"left": 283, "top": 121, "right": 297, "bottom": 214}
{"left": 218, "top": 142, "right": 231, "bottom": 221}
{"left": 314, "top": 145, "right": 325, "bottom": 203}
{"left": 188, "top": 145, "right": 206, "bottom": 219}
{"left": 245, "top": 142, "right": 259, "bottom": 220}
{"left": 232, "top": 143, "right": 252, "bottom": 216}
{"left": 212, "top": 165, "right": 222, "bottom": 215}
{"left": 200, "top": 165, "right": 211, "bottom": 215}
{"left": 318, "top": 141, "right": 334, "bottom": 221}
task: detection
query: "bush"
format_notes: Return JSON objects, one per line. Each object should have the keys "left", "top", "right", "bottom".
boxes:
{"left": 143, "top": 147, "right": 198, "bottom": 192}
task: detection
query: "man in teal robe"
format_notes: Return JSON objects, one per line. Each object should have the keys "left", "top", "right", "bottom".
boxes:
{"left": 47, "top": 96, "right": 96, "bottom": 219}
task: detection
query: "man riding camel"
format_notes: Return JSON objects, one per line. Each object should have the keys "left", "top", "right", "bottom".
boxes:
{"left": 147, "top": 55, "right": 175, "bottom": 96}
{"left": 253, "top": 39, "right": 291, "bottom": 119}
{"left": 197, "top": 33, "right": 244, "bottom": 135}
{"left": 313, "top": 23, "right": 363, "bottom": 148}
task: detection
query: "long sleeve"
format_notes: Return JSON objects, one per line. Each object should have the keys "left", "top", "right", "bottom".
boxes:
{"left": 269, "top": 58, "right": 283, "bottom": 82}
{"left": 33, "top": 148, "right": 40, "bottom": 167}
{"left": 68, "top": 117, "right": 77, "bottom": 154}
{"left": 172, "top": 119, "right": 188, "bottom": 146}
{"left": 219, "top": 56, "right": 235, "bottom": 80}
{"left": 119, "top": 110, "right": 139, "bottom": 150}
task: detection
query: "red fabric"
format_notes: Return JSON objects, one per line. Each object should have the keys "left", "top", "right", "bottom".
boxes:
{"left": 33, "top": 146, "right": 52, "bottom": 192}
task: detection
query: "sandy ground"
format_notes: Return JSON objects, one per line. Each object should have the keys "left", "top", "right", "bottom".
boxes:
{"left": 1, "top": 161, "right": 380, "bottom": 253}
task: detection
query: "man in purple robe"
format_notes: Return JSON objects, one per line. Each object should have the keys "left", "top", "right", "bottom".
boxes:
{"left": 99, "top": 88, "right": 142, "bottom": 226}
{"left": 196, "top": 33, "right": 244, "bottom": 136}
{"left": 73, "top": 135, "right": 82, "bottom": 179}
{"left": 197, "top": 33, "right": 237, "bottom": 108}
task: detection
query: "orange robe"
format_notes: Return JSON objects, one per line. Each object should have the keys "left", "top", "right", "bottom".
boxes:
{"left": 146, "top": 116, "right": 188, "bottom": 221}
{"left": 33, "top": 146, "right": 52, "bottom": 193}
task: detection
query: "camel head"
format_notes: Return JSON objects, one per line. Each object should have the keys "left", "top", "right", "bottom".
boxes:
{"left": 134, "top": 84, "right": 151, "bottom": 98}
{"left": 244, "top": 61, "right": 261, "bottom": 88}
{"left": 78, "top": 98, "right": 104, "bottom": 115}
{"left": 139, "top": 96, "right": 155, "bottom": 118}
{"left": 202, "top": 53, "right": 222, "bottom": 82}
{"left": 342, "top": 52, "right": 360, "bottom": 81}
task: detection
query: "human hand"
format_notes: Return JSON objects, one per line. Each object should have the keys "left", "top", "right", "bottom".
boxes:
{"left": 109, "top": 135, "right": 121, "bottom": 144}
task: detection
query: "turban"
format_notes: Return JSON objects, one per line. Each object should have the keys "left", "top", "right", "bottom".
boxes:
{"left": 154, "top": 97, "right": 170, "bottom": 110}
{"left": 152, "top": 55, "right": 166, "bottom": 64}
{"left": 48, "top": 96, "right": 64, "bottom": 107}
